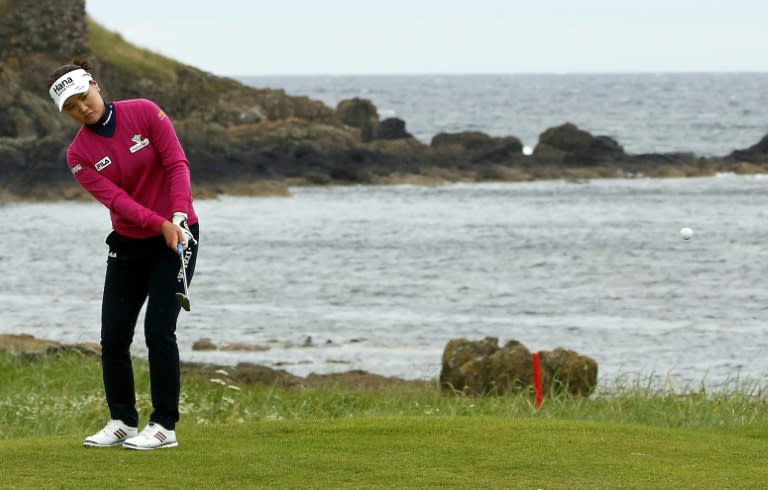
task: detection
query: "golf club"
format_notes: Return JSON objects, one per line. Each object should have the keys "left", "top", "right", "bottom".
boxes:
{"left": 176, "top": 243, "right": 191, "bottom": 311}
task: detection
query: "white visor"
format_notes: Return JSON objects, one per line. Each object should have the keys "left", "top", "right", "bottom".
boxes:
{"left": 49, "top": 68, "right": 93, "bottom": 111}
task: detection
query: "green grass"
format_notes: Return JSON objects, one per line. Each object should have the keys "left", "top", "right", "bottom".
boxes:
{"left": 2, "top": 417, "right": 767, "bottom": 488}
{"left": 86, "top": 17, "right": 179, "bottom": 83}
{"left": 86, "top": 16, "right": 241, "bottom": 97}
{"left": 1, "top": 351, "right": 766, "bottom": 488}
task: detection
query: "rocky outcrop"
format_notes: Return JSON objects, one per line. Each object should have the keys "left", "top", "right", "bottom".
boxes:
{"left": 375, "top": 118, "right": 411, "bottom": 140}
{"left": 439, "top": 336, "right": 598, "bottom": 397}
{"left": 533, "top": 122, "right": 625, "bottom": 165}
{"left": 336, "top": 97, "right": 379, "bottom": 142}
{"left": 728, "top": 134, "right": 768, "bottom": 163}
{"left": 431, "top": 131, "right": 518, "bottom": 152}
{"left": 1, "top": 0, "right": 768, "bottom": 200}
{"left": 0, "top": 1, "right": 87, "bottom": 58}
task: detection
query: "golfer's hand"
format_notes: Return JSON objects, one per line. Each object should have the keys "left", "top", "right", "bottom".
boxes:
{"left": 172, "top": 212, "right": 197, "bottom": 248}
{"left": 161, "top": 220, "right": 185, "bottom": 251}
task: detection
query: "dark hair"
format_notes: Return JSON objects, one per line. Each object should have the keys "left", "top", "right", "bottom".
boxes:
{"left": 46, "top": 57, "right": 92, "bottom": 89}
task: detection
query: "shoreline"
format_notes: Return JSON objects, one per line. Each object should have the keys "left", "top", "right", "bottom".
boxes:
{"left": 2, "top": 161, "right": 767, "bottom": 204}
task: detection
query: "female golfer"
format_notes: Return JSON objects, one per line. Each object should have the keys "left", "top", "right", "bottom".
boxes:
{"left": 47, "top": 58, "right": 199, "bottom": 450}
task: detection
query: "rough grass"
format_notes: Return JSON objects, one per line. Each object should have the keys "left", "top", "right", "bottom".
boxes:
{"left": 1, "top": 351, "right": 766, "bottom": 434}
{"left": 1, "top": 352, "right": 767, "bottom": 487}
{"left": 86, "top": 16, "right": 240, "bottom": 98}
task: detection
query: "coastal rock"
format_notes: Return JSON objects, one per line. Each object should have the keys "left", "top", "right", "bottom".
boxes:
{"left": 439, "top": 336, "right": 597, "bottom": 396}
{"left": 432, "top": 131, "right": 521, "bottom": 152}
{"left": 431, "top": 131, "right": 524, "bottom": 164}
{"left": 374, "top": 117, "right": 412, "bottom": 140}
{"left": 728, "top": 134, "right": 768, "bottom": 163}
{"left": 368, "top": 137, "right": 429, "bottom": 157}
{"left": 336, "top": 97, "right": 379, "bottom": 142}
{"left": 533, "top": 122, "right": 625, "bottom": 165}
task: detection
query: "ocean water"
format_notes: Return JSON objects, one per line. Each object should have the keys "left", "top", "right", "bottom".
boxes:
{"left": 238, "top": 73, "right": 768, "bottom": 157}
{"left": 2, "top": 175, "right": 768, "bottom": 391}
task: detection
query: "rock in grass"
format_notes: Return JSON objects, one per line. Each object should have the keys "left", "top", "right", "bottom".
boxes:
{"left": 439, "top": 336, "right": 597, "bottom": 397}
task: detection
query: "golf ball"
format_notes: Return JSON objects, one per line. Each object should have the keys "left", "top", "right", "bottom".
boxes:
{"left": 680, "top": 227, "right": 694, "bottom": 240}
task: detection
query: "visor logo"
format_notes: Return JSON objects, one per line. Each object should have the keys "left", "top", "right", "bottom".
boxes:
{"left": 52, "top": 77, "right": 73, "bottom": 96}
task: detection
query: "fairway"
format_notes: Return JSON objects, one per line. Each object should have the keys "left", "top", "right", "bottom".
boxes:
{"left": 1, "top": 417, "right": 766, "bottom": 488}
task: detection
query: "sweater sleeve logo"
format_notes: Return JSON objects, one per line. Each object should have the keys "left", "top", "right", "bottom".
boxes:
{"left": 129, "top": 134, "right": 150, "bottom": 153}
{"left": 95, "top": 156, "right": 112, "bottom": 171}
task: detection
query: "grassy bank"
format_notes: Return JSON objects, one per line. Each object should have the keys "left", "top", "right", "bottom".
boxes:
{"left": 1, "top": 352, "right": 766, "bottom": 487}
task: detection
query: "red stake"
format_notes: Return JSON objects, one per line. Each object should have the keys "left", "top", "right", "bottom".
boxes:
{"left": 532, "top": 352, "right": 543, "bottom": 408}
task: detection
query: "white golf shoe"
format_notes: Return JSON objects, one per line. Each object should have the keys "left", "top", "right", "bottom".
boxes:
{"left": 122, "top": 422, "right": 178, "bottom": 450}
{"left": 83, "top": 420, "right": 138, "bottom": 448}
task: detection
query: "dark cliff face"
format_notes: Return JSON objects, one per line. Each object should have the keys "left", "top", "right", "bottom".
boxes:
{"left": 0, "top": 0, "right": 339, "bottom": 135}
{"left": 0, "top": 0, "right": 362, "bottom": 192}
{"left": 0, "top": 0, "right": 89, "bottom": 139}
{"left": 0, "top": 0, "right": 89, "bottom": 60}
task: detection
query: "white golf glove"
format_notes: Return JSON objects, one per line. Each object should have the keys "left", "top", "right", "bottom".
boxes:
{"left": 172, "top": 212, "right": 197, "bottom": 247}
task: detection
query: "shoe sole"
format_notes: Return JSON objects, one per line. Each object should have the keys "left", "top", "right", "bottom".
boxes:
{"left": 122, "top": 441, "right": 178, "bottom": 451}
{"left": 84, "top": 440, "right": 128, "bottom": 448}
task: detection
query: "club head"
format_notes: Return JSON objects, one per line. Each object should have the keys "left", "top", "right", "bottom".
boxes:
{"left": 176, "top": 292, "right": 190, "bottom": 311}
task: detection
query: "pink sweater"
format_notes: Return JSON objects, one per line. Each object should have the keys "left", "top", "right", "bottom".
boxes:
{"left": 67, "top": 99, "right": 198, "bottom": 239}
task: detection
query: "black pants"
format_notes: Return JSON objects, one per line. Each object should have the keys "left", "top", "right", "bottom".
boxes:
{"left": 100, "top": 224, "right": 199, "bottom": 430}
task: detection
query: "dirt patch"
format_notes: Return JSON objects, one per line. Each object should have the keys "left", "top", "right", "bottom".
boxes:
{"left": 182, "top": 362, "right": 433, "bottom": 392}
{"left": 2, "top": 334, "right": 427, "bottom": 391}
{"left": 0, "top": 334, "right": 100, "bottom": 359}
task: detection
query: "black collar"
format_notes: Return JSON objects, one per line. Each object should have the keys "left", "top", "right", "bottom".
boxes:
{"left": 86, "top": 102, "right": 116, "bottom": 137}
